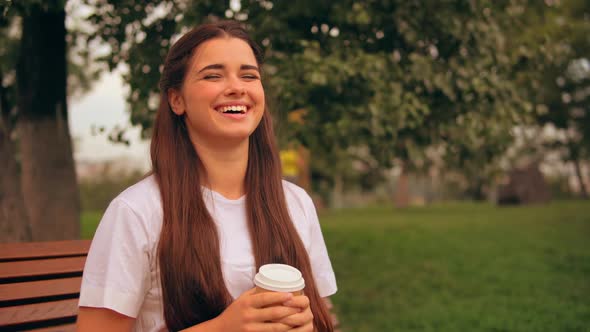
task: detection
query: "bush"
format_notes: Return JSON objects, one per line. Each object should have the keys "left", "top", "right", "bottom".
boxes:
{"left": 79, "top": 169, "right": 146, "bottom": 211}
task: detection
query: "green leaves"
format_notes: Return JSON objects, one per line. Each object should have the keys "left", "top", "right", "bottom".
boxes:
{"left": 77, "top": 0, "right": 587, "bottom": 192}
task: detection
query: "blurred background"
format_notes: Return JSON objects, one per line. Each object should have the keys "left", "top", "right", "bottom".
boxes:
{"left": 1, "top": 0, "right": 589, "bottom": 331}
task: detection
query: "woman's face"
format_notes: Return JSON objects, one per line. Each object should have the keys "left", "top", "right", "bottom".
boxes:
{"left": 169, "top": 37, "right": 265, "bottom": 146}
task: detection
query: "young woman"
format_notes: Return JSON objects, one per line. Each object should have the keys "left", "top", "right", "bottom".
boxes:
{"left": 76, "top": 21, "right": 337, "bottom": 332}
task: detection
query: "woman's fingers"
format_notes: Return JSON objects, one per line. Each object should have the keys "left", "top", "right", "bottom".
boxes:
{"left": 245, "top": 322, "right": 294, "bottom": 332}
{"left": 276, "top": 308, "right": 314, "bottom": 327}
{"left": 286, "top": 321, "right": 314, "bottom": 332}
{"left": 255, "top": 305, "right": 301, "bottom": 322}
{"left": 249, "top": 292, "right": 293, "bottom": 308}
{"left": 277, "top": 296, "right": 313, "bottom": 327}
{"left": 282, "top": 295, "right": 310, "bottom": 309}
{"left": 218, "top": 289, "right": 302, "bottom": 331}
{"left": 241, "top": 287, "right": 257, "bottom": 296}
{"left": 245, "top": 291, "right": 300, "bottom": 323}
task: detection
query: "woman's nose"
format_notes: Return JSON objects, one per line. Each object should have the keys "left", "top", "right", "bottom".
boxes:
{"left": 224, "top": 76, "right": 246, "bottom": 96}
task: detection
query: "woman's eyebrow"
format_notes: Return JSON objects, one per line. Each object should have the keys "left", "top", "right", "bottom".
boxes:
{"left": 197, "top": 64, "right": 259, "bottom": 73}
{"left": 197, "top": 64, "right": 224, "bottom": 73}
{"left": 240, "top": 64, "right": 260, "bottom": 72}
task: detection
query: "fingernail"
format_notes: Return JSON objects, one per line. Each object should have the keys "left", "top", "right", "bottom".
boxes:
{"left": 283, "top": 300, "right": 295, "bottom": 306}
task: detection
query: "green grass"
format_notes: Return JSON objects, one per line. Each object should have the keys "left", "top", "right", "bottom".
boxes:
{"left": 82, "top": 201, "right": 590, "bottom": 331}
{"left": 320, "top": 201, "right": 590, "bottom": 332}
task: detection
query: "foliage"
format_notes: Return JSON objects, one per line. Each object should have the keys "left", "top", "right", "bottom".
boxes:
{"left": 82, "top": 1, "right": 226, "bottom": 136}
{"left": 494, "top": 0, "right": 590, "bottom": 198}
{"left": 4, "top": 1, "right": 585, "bottom": 204}
{"left": 531, "top": 0, "right": 590, "bottom": 160}
{"left": 79, "top": 168, "right": 145, "bottom": 211}
{"left": 256, "top": 1, "right": 532, "bottom": 164}
{"left": 0, "top": 0, "right": 103, "bottom": 135}
{"left": 81, "top": 2, "right": 529, "bottom": 149}
{"left": 0, "top": 7, "right": 20, "bottom": 131}
{"left": 82, "top": 1, "right": 576, "bottom": 202}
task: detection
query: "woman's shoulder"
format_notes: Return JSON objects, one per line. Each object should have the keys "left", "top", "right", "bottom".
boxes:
{"left": 110, "top": 174, "right": 162, "bottom": 219}
{"left": 93, "top": 174, "right": 162, "bottom": 252}
{"left": 282, "top": 180, "right": 310, "bottom": 199}
{"left": 282, "top": 180, "right": 314, "bottom": 215}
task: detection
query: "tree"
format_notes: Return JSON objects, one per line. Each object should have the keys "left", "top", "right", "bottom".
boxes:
{"left": 1, "top": 1, "right": 82, "bottom": 242}
{"left": 539, "top": 0, "right": 590, "bottom": 198}
{"left": 245, "top": 0, "right": 536, "bottom": 202}
{"left": 512, "top": 0, "right": 590, "bottom": 198}
{"left": 0, "top": 11, "right": 31, "bottom": 242}
{"left": 85, "top": 1, "right": 538, "bottom": 203}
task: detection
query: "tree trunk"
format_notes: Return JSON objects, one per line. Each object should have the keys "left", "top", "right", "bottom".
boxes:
{"left": 330, "top": 172, "right": 344, "bottom": 209}
{"left": 0, "top": 136, "right": 32, "bottom": 243}
{"left": 466, "top": 176, "right": 486, "bottom": 201}
{"left": 572, "top": 158, "right": 589, "bottom": 199}
{"left": 17, "top": 4, "right": 80, "bottom": 241}
{"left": 0, "top": 70, "right": 32, "bottom": 243}
{"left": 394, "top": 163, "right": 410, "bottom": 208}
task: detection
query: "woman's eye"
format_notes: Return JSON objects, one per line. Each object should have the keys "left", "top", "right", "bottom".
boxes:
{"left": 242, "top": 74, "right": 259, "bottom": 80}
{"left": 204, "top": 74, "right": 221, "bottom": 80}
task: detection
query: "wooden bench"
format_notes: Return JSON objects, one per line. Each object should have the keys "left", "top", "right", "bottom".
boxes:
{"left": 0, "top": 240, "right": 340, "bottom": 331}
{"left": 0, "top": 240, "right": 90, "bottom": 331}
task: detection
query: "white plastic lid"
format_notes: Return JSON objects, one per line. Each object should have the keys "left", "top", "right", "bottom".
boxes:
{"left": 254, "top": 264, "right": 305, "bottom": 292}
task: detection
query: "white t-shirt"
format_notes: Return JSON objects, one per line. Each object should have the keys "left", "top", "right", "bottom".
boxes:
{"left": 79, "top": 175, "right": 337, "bottom": 332}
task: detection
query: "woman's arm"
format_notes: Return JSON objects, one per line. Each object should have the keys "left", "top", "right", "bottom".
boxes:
{"left": 77, "top": 289, "right": 298, "bottom": 332}
{"left": 76, "top": 307, "right": 135, "bottom": 332}
{"left": 76, "top": 307, "right": 223, "bottom": 332}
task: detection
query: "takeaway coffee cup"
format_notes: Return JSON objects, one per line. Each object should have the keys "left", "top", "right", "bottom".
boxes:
{"left": 254, "top": 264, "right": 305, "bottom": 295}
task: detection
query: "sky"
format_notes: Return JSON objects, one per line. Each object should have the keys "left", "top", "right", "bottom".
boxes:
{"left": 68, "top": 71, "right": 151, "bottom": 171}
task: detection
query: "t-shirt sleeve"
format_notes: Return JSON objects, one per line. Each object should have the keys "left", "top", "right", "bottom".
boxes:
{"left": 79, "top": 198, "right": 151, "bottom": 318}
{"left": 303, "top": 195, "right": 338, "bottom": 298}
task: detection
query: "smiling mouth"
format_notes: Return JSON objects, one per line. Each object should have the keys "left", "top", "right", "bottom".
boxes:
{"left": 215, "top": 105, "right": 249, "bottom": 114}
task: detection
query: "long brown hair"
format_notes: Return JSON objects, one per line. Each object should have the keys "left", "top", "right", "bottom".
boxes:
{"left": 150, "top": 21, "right": 334, "bottom": 331}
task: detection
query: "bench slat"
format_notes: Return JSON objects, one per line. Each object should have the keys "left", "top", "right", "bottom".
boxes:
{"left": 23, "top": 323, "right": 76, "bottom": 332}
{"left": 0, "top": 257, "right": 86, "bottom": 280}
{"left": 0, "top": 240, "right": 91, "bottom": 261}
{"left": 0, "top": 298, "right": 78, "bottom": 325}
{"left": 0, "top": 277, "right": 82, "bottom": 302}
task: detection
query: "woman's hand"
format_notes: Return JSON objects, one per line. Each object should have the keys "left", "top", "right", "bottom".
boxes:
{"left": 277, "top": 295, "right": 314, "bottom": 331}
{"left": 215, "top": 288, "right": 301, "bottom": 332}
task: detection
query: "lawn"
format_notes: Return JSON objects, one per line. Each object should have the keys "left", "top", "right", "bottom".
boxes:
{"left": 82, "top": 200, "right": 590, "bottom": 331}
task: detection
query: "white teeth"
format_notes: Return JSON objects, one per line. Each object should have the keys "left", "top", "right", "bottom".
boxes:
{"left": 218, "top": 105, "right": 247, "bottom": 113}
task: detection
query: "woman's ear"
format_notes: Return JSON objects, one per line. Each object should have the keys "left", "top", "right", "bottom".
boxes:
{"left": 168, "top": 88, "right": 185, "bottom": 115}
